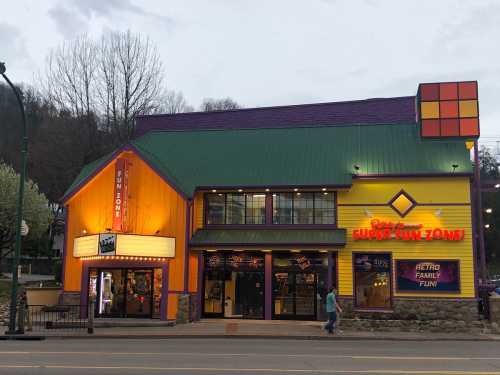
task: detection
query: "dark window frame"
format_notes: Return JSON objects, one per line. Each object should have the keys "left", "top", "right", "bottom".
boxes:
{"left": 204, "top": 192, "right": 267, "bottom": 225}
{"left": 204, "top": 191, "right": 337, "bottom": 227}
{"left": 272, "top": 192, "right": 337, "bottom": 225}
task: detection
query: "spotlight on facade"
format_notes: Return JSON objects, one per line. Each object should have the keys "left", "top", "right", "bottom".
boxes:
{"left": 495, "top": 184, "right": 500, "bottom": 189}
{"left": 452, "top": 164, "right": 459, "bottom": 172}
{"left": 237, "top": 189, "right": 243, "bottom": 192}
{"left": 82, "top": 229, "right": 87, "bottom": 235}
{"left": 485, "top": 224, "right": 491, "bottom": 229}
{"left": 353, "top": 164, "right": 360, "bottom": 171}
{"left": 486, "top": 208, "right": 493, "bottom": 214}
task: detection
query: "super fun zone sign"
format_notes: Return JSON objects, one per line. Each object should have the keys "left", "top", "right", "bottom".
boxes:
{"left": 352, "top": 219, "right": 465, "bottom": 242}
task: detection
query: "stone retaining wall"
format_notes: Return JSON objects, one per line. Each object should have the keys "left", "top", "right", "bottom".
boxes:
{"left": 338, "top": 297, "right": 478, "bottom": 322}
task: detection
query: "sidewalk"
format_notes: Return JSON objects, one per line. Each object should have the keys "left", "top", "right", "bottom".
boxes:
{"left": 3, "top": 319, "right": 500, "bottom": 341}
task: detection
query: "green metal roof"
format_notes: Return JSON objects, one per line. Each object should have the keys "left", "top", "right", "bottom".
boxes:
{"left": 63, "top": 123, "right": 473, "bottom": 201}
{"left": 190, "top": 228, "right": 347, "bottom": 247}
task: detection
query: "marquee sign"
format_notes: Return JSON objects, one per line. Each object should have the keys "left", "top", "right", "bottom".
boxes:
{"left": 396, "top": 260, "right": 460, "bottom": 292}
{"left": 112, "top": 158, "right": 130, "bottom": 232}
{"left": 352, "top": 219, "right": 465, "bottom": 242}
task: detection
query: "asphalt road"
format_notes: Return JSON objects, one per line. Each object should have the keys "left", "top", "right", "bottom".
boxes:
{"left": 1, "top": 338, "right": 500, "bottom": 374}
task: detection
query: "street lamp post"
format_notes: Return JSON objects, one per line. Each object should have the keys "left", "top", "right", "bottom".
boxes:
{"left": 0, "top": 62, "right": 28, "bottom": 334}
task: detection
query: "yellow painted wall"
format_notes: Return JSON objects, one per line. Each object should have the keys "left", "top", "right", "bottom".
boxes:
{"left": 64, "top": 151, "right": 187, "bottom": 295}
{"left": 337, "top": 177, "right": 474, "bottom": 298}
{"left": 193, "top": 192, "right": 204, "bottom": 232}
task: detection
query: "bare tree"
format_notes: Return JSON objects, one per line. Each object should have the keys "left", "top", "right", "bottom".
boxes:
{"left": 98, "top": 30, "right": 165, "bottom": 141}
{"left": 201, "top": 97, "right": 241, "bottom": 112}
{"left": 157, "top": 90, "right": 194, "bottom": 114}
{"left": 40, "top": 30, "right": 166, "bottom": 145}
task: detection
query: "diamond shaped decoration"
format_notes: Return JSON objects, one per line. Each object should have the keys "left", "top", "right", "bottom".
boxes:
{"left": 388, "top": 190, "right": 416, "bottom": 217}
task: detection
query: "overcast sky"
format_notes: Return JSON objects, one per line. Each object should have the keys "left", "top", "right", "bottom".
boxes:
{"left": 1, "top": 0, "right": 499, "bottom": 145}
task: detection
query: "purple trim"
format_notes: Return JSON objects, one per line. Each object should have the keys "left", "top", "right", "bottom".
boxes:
{"left": 196, "top": 253, "right": 204, "bottom": 320}
{"left": 128, "top": 142, "right": 189, "bottom": 200}
{"left": 387, "top": 189, "right": 417, "bottom": 218}
{"left": 338, "top": 202, "right": 470, "bottom": 207}
{"left": 160, "top": 263, "right": 169, "bottom": 321}
{"left": 394, "top": 259, "right": 461, "bottom": 294}
{"left": 189, "top": 242, "right": 346, "bottom": 248}
{"left": 80, "top": 262, "right": 90, "bottom": 318}
{"left": 473, "top": 141, "right": 488, "bottom": 281}
{"left": 265, "top": 194, "right": 273, "bottom": 224}
{"left": 196, "top": 184, "right": 351, "bottom": 191}
{"left": 354, "top": 173, "right": 473, "bottom": 179}
{"left": 327, "top": 252, "right": 334, "bottom": 289}
{"left": 204, "top": 224, "right": 339, "bottom": 230}
{"left": 264, "top": 253, "right": 272, "bottom": 320}
{"left": 135, "top": 96, "right": 416, "bottom": 136}
{"left": 183, "top": 200, "right": 192, "bottom": 293}
{"left": 80, "top": 259, "right": 169, "bottom": 319}
{"left": 470, "top": 180, "right": 479, "bottom": 299}
{"left": 61, "top": 147, "right": 127, "bottom": 203}
{"left": 61, "top": 206, "right": 69, "bottom": 291}
{"left": 352, "top": 252, "right": 393, "bottom": 310}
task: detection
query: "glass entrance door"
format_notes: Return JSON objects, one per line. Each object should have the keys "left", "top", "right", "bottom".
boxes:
{"left": 126, "top": 269, "right": 153, "bottom": 317}
{"left": 93, "top": 268, "right": 157, "bottom": 318}
{"left": 273, "top": 272, "right": 316, "bottom": 319}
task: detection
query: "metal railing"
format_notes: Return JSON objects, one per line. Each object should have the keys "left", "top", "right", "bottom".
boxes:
{"left": 19, "top": 303, "right": 94, "bottom": 334}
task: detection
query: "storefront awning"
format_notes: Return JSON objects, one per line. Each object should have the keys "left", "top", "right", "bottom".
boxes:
{"left": 189, "top": 228, "right": 346, "bottom": 248}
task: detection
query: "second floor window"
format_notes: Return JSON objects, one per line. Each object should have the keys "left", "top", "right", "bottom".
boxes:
{"left": 273, "top": 192, "right": 335, "bottom": 225}
{"left": 206, "top": 193, "right": 266, "bottom": 225}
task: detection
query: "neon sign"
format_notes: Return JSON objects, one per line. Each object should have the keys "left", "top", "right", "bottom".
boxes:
{"left": 112, "top": 158, "right": 130, "bottom": 232}
{"left": 352, "top": 219, "right": 464, "bottom": 241}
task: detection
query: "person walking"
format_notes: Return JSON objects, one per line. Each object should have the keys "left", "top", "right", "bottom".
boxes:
{"left": 324, "top": 287, "right": 342, "bottom": 334}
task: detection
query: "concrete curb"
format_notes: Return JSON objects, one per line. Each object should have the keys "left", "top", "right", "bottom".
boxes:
{"left": 29, "top": 333, "right": 500, "bottom": 341}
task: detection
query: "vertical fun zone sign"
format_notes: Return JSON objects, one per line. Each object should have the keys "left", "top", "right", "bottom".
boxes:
{"left": 112, "top": 158, "right": 130, "bottom": 232}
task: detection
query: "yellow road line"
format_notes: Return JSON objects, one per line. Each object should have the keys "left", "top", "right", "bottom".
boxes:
{"left": 1, "top": 365, "right": 500, "bottom": 374}
{"left": 0, "top": 351, "right": 499, "bottom": 361}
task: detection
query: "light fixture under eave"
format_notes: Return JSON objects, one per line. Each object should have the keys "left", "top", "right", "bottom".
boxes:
{"left": 293, "top": 188, "right": 299, "bottom": 192}
{"left": 485, "top": 224, "right": 491, "bottom": 229}
{"left": 238, "top": 189, "right": 243, "bottom": 192}
{"left": 486, "top": 208, "right": 493, "bottom": 214}
{"left": 495, "top": 184, "right": 500, "bottom": 189}
{"left": 265, "top": 188, "right": 270, "bottom": 192}
{"left": 452, "top": 164, "right": 459, "bottom": 172}
{"left": 363, "top": 208, "right": 373, "bottom": 218}
{"left": 435, "top": 209, "right": 443, "bottom": 217}
{"left": 82, "top": 229, "right": 87, "bottom": 235}
{"left": 211, "top": 189, "right": 217, "bottom": 193}
{"left": 322, "top": 188, "right": 327, "bottom": 191}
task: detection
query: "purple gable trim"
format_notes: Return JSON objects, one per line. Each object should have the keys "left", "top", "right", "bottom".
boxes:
{"left": 60, "top": 206, "right": 69, "bottom": 292}
{"left": 60, "top": 146, "right": 127, "bottom": 203}
{"left": 135, "top": 96, "right": 416, "bottom": 136}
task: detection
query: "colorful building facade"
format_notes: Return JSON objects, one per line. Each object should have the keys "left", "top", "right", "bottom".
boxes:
{"left": 61, "top": 81, "right": 481, "bottom": 321}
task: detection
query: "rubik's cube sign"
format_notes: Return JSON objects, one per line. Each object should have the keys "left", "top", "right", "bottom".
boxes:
{"left": 418, "top": 81, "right": 479, "bottom": 138}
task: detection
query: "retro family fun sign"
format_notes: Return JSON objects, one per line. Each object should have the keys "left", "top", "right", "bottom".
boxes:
{"left": 352, "top": 219, "right": 465, "bottom": 242}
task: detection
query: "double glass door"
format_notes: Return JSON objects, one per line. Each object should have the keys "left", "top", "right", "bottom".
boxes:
{"left": 273, "top": 272, "right": 317, "bottom": 319}
{"left": 90, "top": 268, "right": 155, "bottom": 318}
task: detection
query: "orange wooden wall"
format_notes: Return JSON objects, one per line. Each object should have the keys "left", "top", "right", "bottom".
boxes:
{"left": 63, "top": 151, "right": 188, "bottom": 303}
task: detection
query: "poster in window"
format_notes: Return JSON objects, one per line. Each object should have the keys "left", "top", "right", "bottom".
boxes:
{"left": 354, "top": 253, "right": 390, "bottom": 273}
{"left": 396, "top": 260, "right": 460, "bottom": 292}
{"left": 98, "top": 233, "right": 116, "bottom": 255}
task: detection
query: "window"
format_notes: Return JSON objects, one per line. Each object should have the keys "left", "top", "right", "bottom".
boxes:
{"left": 314, "top": 193, "right": 335, "bottom": 224}
{"left": 227, "top": 193, "right": 245, "bottom": 224}
{"left": 354, "top": 253, "right": 392, "bottom": 310}
{"left": 205, "top": 193, "right": 266, "bottom": 225}
{"left": 246, "top": 194, "right": 266, "bottom": 224}
{"left": 272, "top": 193, "right": 293, "bottom": 224}
{"left": 273, "top": 192, "right": 336, "bottom": 225}
{"left": 293, "top": 193, "right": 314, "bottom": 224}
{"left": 206, "top": 194, "right": 225, "bottom": 224}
